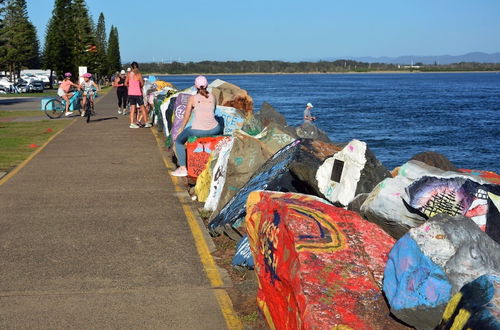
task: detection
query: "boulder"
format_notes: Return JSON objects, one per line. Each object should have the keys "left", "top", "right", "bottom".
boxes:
{"left": 254, "top": 102, "right": 287, "bottom": 127}
{"left": 214, "top": 106, "right": 246, "bottom": 136}
{"left": 383, "top": 214, "right": 500, "bottom": 329}
{"left": 360, "top": 160, "right": 500, "bottom": 240}
{"left": 316, "top": 139, "right": 392, "bottom": 207}
{"left": 410, "top": 151, "right": 458, "bottom": 172}
{"left": 295, "top": 121, "right": 332, "bottom": 143}
{"left": 185, "top": 136, "right": 229, "bottom": 178}
{"left": 208, "top": 139, "right": 348, "bottom": 239}
{"left": 170, "top": 93, "right": 192, "bottom": 142}
{"left": 209, "top": 79, "right": 253, "bottom": 113}
{"left": 231, "top": 235, "right": 254, "bottom": 269}
{"left": 241, "top": 114, "right": 263, "bottom": 136}
{"left": 348, "top": 193, "right": 370, "bottom": 213}
{"left": 438, "top": 274, "right": 500, "bottom": 330}
{"left": 246, "top": 191, "right": 404, "bottom": 330}
{"left": 459, "top": 168, "right": 500, "bottom": 185}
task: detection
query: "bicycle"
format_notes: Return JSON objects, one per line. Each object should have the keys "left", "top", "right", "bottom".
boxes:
{"left": 82, "top": 88, "right": 97, "bottom": 123}
{"left": 43, "top": 90, "right": 82, "bottom": 119}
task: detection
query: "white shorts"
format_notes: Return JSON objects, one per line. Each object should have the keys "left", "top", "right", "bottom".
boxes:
{"left": 57, "top": 88, "right": 66, "bottom": 97}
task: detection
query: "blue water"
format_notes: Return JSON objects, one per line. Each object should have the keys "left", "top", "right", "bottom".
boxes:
{"left": 158, "top": 73, "right": 500, "bottom": 173}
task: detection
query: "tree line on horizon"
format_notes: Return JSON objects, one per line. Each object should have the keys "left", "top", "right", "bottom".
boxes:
{"left": 135, "top": 59, "right": 500, "bottom": 74}
{"left": 0, "top": 0, "right": 121, "bottom": 84}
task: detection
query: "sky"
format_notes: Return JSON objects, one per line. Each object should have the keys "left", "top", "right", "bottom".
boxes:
{"left": 27, "top": 0, "right": 500, "bottom": 63}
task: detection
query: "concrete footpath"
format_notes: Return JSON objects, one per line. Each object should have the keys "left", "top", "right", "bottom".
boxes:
{"left": 0, "top": 91, "right": 235, "bottom": 329}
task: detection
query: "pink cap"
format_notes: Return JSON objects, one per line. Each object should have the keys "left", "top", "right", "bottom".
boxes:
{"left": 64, "top": 72, "right": 72, "bottom": 77}
{"left": 194, "top": 75, "right": 208, "bottom": 89}
{"left": 83, "top": 73, "right": 92, "bottom": 78}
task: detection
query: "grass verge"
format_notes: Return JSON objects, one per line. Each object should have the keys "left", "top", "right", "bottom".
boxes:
{"left": 0, "top": 119, "right": 72, "bottom": 171}
{"left": 0, "top": 110, "right": 43, "bottom": 118}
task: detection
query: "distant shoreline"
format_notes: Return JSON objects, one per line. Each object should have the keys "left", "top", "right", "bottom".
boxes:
{"left": 144, "top": 70, "right": 500, "bottom": 76}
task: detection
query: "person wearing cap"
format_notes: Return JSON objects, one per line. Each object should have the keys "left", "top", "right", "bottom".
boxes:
{"left": 80, "top": 73, "right": 100, "bottom": 117}
{"left": 113, "top": 69, "right": 128, "bottom": 115}
{"left": 58, "top": 72, "right": 81, "bottom": 116}
{"left": 125, "top": 62, "right": 149, "bottom": 128}
{"left": 304, "top": 102, "right": 316, "bottom": 123}
{"left": 171, "top": 75, "right": 222, "bottom": 177}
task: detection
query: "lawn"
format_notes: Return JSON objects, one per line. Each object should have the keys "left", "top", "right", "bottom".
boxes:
{"left": 0, "top": 119, "right": 72, "bottom": 172}
{"left": 0, "top": 110, "right": 43, "bottom": 118}
{"left": 0, "top": 90, "right": 58, "bottom": 98}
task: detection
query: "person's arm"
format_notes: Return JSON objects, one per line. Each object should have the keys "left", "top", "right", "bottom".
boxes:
{"left": 93, "top": 81, "right": 100, "bottom": 91}
{"left": 179, "top": 96, "right": 194, "bottom": 132}
{"left": 138, "top": 73, "right": 144, "bottom": 89}
{"left": 112, "top": 77, "right": 119, "bottom": 87}
{"left": 124, "top": 74, "right": 129, "bottom": 87}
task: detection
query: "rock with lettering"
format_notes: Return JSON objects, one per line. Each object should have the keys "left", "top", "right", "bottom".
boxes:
{"left": 410, "top": 151, "right": 458, "bottom": 172}
{"left": 209, "top": 79, "right": 253, "bottom": 113}
{"left": 186, "top": 136, "right": 228, "bottom": 178}
{"left": 295, "top": 121, "right": 332, "bottom": 143}
{"left": 360, "top": 160, "right": 500, "bottom": 240}
{"left": 438, "top": 274, "right": 500, "bottom": 330}
{"left": 383, "top": 214, "right": 500, "bottom": 329}
{"left": 246, "top": 191, "right": 404, "bottom": 330}
{"left": 214, "top": 106, "right": 246, "bottom": 136}
{"left": 170, "top": 93, "right": 193, "bottom": 141}
{"left": 254, "top": 102, "right": 287, "bottom": 127}
{"left": 316, "top": 139, "right": 392, "bottom": 207}
{"left": 209, "top": 139, "right": 350, "bottom": 239}
{"left": 231, "top": 235, "right": 254, "bottom": 269}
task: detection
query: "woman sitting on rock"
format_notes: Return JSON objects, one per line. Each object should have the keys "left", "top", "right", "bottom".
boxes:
{"left": 171, "top": 76, "right": 222, "bottom": 177}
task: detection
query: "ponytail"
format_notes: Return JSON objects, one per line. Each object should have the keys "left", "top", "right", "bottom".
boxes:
{"left": 198, "top": 86, "right": 209, "bottom": 98}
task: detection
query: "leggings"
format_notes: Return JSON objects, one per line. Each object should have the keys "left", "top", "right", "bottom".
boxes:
{"left": 117, "top": 89, "right": 128, "bottom": 108}
{"left": 175, "top": 125, "right": 222, "bottom": 166}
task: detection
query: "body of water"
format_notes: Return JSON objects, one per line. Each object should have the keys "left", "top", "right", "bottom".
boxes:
{"left": 158, "top": 73, "right": 499, "bottom": 173}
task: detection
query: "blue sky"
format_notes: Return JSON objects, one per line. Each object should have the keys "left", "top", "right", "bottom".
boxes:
{"left": 27, "top": 0, "right": 500, "bottom": 63}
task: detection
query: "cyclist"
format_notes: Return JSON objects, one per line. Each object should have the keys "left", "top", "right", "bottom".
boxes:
{"left": 58, "top": 72, "right": 81, "bottom": 116}
{"left": 80, "top": 73, "right": 100, "bottom": 117}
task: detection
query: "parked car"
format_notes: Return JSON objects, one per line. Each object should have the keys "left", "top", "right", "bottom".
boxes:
{"left": 29, "top": 80, "right": 44, "bottom": 92}
{"left": 16, "top": 81, "right": 30, "bottom": 93}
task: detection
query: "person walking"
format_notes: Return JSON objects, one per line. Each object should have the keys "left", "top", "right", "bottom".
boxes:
{"left": 303, "top": 102, "right": 316, "bottom": 123}
{"left": 125, "top": 62, "right": 149, "bottom": 128}
{"left": 113, "top": 70, "right": 128, "bottom": 115}
{"left": 171, "top": 76, "right": 222, "bottom": 177}
{"left": 58, "top": 72, "right": 81, "bottom": 116}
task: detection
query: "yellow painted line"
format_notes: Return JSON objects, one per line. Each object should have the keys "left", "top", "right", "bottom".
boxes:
{"left": 151, "top": 129, "right": 243, "bottom": 330}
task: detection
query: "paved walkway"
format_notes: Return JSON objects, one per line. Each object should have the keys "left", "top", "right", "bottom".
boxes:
{"left": 0, "top": 92, "right": 233, "bottom": 329}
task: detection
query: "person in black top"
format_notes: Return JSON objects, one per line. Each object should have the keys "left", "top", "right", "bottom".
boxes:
{"left": 113, "top": 70, "right": 128, "bottom": 115}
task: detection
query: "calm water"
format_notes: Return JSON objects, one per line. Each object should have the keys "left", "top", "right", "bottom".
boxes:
{"left": 158, "top": 73, "right": 500, "bottom": 173}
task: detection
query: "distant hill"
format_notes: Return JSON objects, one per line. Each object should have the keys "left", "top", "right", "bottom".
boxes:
{"left": 324, "top": 52, "right": 500, "bottom": 65}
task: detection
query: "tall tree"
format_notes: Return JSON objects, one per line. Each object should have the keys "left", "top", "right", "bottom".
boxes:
{"left": 1, "top": 0, "right": 40, "bottom": 79}
{"left": 69, "top": 0, "right": 96, "bottom": 72}
{"left": 94, "top": 12, "right": 107, "bottom": 78}
{"left": 106, "top": 25, "right": 121, "bottom": 74}
{"left": 42, "top": 0, "right": 74, "bottom": 83}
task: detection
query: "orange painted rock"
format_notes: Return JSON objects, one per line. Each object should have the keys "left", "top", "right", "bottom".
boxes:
{"left": 459, "top": 168, "right": 500, "bottom": 185}
{"left": 185, "top": 136, "right": 228, "bottom": 178}
{"left": 246, "top": 191, "right": 406, "bottom": 330}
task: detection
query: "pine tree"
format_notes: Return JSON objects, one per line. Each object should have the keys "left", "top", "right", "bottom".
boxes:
{"left": 94, "top": 12, "right": 107, "bottom": 78}
{"left": 42, "top": 0, "right": 74, "bottom": 82}
{"left": 106, "top": 25, "right": 121, "bottom": 74}
{"left": 70, "top": 0, "right": 96, "bottom": 73}
{"left": 1, "top": 0, "right": 40, "bottom": 79}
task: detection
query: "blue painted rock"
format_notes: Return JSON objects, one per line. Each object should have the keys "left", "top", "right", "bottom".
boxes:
{"left": 384, "top": 214, "right": 500, "bottom": 329}
{"left": 361, "top": 160, "right": 500, "bottom": 241}
{"left": 245, "top": 191, "right": 405, "bottom": 329}
{"left": 214, "top": 106, "right": 246, "bottom": 136}
{"left": 231, "top": 235, "right": 254, "bottom": 269}
{"left": 438, "top": 274, "right": 500, "bottom": 330}
{"left": 316, "top": 139, "right": 391, "bottom": 207}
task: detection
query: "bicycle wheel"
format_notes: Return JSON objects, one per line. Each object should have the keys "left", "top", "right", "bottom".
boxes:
{"left": 44, "top": 99, "right": 65, "bottom": 119}
{"left": 85, "top": 99, "right": 91, "bottom": 123}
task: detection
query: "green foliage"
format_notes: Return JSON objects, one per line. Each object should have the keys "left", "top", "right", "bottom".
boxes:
{"left": 94, "top": 12, "right": 108, "bottom": 77}
{"left": 69, "top": 0, "right": 97, "bottom": 73}
{"left": 0, "top": 0, "right": 40, "bottom": 78}
{"left": 106, "top": 25, "right": 121, "bottom": 74}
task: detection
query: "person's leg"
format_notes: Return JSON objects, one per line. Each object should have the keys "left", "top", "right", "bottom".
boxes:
{"left": 174, "top": 127, "right": 193, "bottom": 169}
{"left": 140, "top": 105, "right": 148, "bottom": 124}
{"left": 62, "top": 94, "right": 70, "bottom": 113}
{"left": 117, "top": 90, "right": 123, "bottom": 113}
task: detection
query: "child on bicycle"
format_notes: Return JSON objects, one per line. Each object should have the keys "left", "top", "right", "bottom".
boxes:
{"left": 58, "top": 72, "right": 81, "bottom": 116}
{"left": 80, "top": 73, "right": 100, "bottom": 117}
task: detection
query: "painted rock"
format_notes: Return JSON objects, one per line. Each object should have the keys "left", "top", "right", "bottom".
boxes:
{"left": 361, "top": 160, "right": 500, "bottom": 240}
{"left": 295, "top": 121, "right": 332, "bottom": 143}
{"left": 208, "top": 139, "right": 340, "bottom": 239}
{"left": 410, "top": 151, "right": 458, "bottom": 172}
{"left": 254, "top": 102, "right": 287, "bottom": 127}
{"left": 210, "top": 79, "right": 253, "bottom": 113}
{"left": 459, "top": 168, "right": 500, "bottom": 185}
{"left": 384, "top": 214, "right": 500, "bottom": 329}
{"left": 231, "top": 235, "right": 254, "bottom": 269}
{"left": 185, "top": 136, "right": 228, "bottom": 178}
{"left": 246, "top": 191, "right": 404, "bottom": 330}
{"left": 214, "top": 106, "right": 246, "bottom": 136}
{"left": 438, "top": 274, "right": 500, "bottom": 330}
{"left": 316, "top": 139, "right": 392, "bottom": 207}
{"left": 170, "top": 93, "right": 192, "bottom": 141}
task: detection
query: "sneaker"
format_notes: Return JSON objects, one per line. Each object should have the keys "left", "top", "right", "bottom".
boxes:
{"left": 81, "top": 111, "right": 86, "bottom": 117}
{"left": 118, "top": 109, "right": 122, "bottom": 114}
{"left": 65, "top": 111, "right": 74, "bottom": 116}
{"left": 135, "top": 121, "right": 145, "bottom": 128}
{"left": 129, "top": 123, "right": 140, "bottom": 128}
{"left": 144, "top": 123, "right": 152, "bottom": 128}
{"left": 170, "top": 167, "right": 188, "bottom": 177}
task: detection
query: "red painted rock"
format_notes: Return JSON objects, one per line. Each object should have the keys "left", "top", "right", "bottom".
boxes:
{"left": 245, "top": 191, "right": 406, "bottom": 330}
{"left": 185, "top": 136, "right": 228, "bottom": 178}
